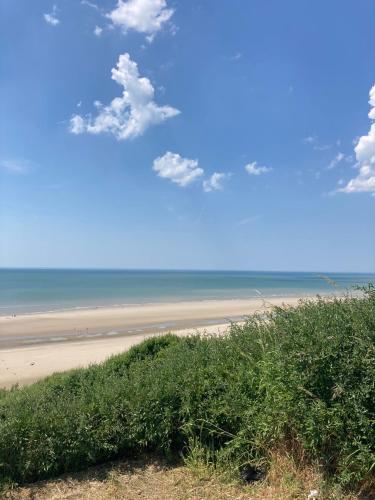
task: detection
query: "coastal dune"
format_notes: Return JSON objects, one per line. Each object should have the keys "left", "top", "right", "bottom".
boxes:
{"left": 0, "top": 297, "right": 301, "bottom": 388}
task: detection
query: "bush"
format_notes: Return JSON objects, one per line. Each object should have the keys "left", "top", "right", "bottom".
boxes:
{"left": 104, "top": 333, "right": 182, "bottom": 376}
{"left": 0, "top": 288, "right": 374, "bottom": 491}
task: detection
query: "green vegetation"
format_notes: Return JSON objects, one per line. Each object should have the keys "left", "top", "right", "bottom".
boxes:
{"left": 0, "top": 288, "right": 374, "bottom": 494}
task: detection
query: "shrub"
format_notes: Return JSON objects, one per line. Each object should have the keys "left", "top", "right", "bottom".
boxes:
{"left": 104, "top": 333, "right": 182, "bottom": 376}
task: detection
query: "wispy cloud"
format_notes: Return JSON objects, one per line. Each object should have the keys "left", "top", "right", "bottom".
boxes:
{"left": 69, "top": 52, "right": 180, "bottom": 140}
{"left": 338, "top": 84, "right": 375, "bottom": 195}
{"left": 314, "top": 144, "right": 331, "bottom": 151}
{"left": 0, "top": 159, "right": 34, "bottom": 174}
{"left": 43, "top": 5, "right": 60, "bottom": 26}
{"left": 303, "top": 135, "right": 331, "bottom": 151}
{"left": 236, "top": 215, "right": 260, "bottom": 227}
{"left": 231, "top": 52, "right": 242, "bottom": 61}
{"left": 94, "top": 25, "right": 103, "bottom": 36}
{"left": 81, "top": 0, "right": 100, "bottom": 11}
{"left": 327, "top": 152, "right": 352, "bottom": 170}
{"left": 303, "top": 135, "right": 317, "bottom": 145}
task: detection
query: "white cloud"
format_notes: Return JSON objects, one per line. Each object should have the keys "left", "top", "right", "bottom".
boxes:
{"left": 43, "top": 5, "right": 60, "bottom": 26}
{"left": 107, "top": 0, "right": 174, "bottom": 39}
{"left": 153, "top": 152, "right": 204, "bottom": 187}
{"left": 70, "top": 115, "right": 86, "bottom": 134}
{"left": 69, "top": 52, "right": 180, "bottom": 140}
{"left": 94, "top": 25, "right": 103, "bottom": 36}
{"left": 369, "top": 85, "right": 375, "bottom": 120}
{"left": 153, "top": 153, "right": 230, "bottom": 192}
{"left": 0, "top": 159, "right": 33, "bottom": 174}
{"left": 339, "top": 84, "right": 375, "bottom": 195}
{"left": 203, "top": 172, "right": 230, "bottom": 192}
{"left": 245, "top": 161, "right": 272, "bottom": 176}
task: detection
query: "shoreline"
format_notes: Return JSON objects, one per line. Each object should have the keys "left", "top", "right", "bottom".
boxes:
{"left": 0, "top": 297, "right": 302, "bottom": 348}
{"left": 0, "top": 296, "right": 300, "bottom": 388}
{"left": 0, "top": 292, "right": 321, "bottom": 318}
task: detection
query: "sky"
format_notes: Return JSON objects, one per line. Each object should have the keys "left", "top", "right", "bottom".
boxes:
{"left": 0, "top": 0, "right": 374, "bottom": 272}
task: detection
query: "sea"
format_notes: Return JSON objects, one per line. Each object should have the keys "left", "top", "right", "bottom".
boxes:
{"left": 0, "top": 269, "right": 374, "bottom": 316}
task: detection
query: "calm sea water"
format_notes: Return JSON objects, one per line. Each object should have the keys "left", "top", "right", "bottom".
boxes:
{"left": 0, "top": 269, "right": 373, "bottom": 315}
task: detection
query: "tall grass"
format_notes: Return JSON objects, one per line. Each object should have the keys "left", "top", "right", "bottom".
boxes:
{"left": 0, "top": 287, "right": 374, "bottom": 493}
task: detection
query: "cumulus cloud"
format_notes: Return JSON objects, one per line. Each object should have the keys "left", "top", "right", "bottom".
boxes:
{"left": 153, "top": 152, "right": 204, "bottom": 187}
{"left": 245, "top": 162, "right": 272, "bottom": 176}
{"left": 69, "top": 52, "right": 180, "bottom": 140}
{"left": 107, "top": 0, "right": 174, "bottom": 40}
{"left": 339, "top": 84, "right": 375, "bottom": 195}
{"left": 203, "top": 172, "right": 230, "bottom": 192}
{"left": 43, "top": 5, "right": 60, "bottom": 26}
{"left": 153, "top": 153, "right": 231, "bottom": 192}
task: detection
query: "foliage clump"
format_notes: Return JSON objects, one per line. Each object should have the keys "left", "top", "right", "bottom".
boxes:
{"left": 0, "top": 287, "right": 374, "bottom": 493}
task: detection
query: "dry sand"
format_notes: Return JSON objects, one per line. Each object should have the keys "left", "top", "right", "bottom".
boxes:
{"left": 0, "top": 297, "right": 301, "bottom": 389}
{"left": 0, "top": 323, "right": 232, "bottom": 389}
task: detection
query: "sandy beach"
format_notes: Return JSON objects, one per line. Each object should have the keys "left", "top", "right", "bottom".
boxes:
{"left": 0, "top": 297, "right": 301, "bottom": 389}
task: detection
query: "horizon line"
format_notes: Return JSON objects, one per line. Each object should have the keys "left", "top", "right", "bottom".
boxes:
{"left": 0, "top": 267, "right": 374, "bottom": 275}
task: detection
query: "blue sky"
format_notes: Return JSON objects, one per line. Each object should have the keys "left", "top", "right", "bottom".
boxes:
{"left": 1, "top": 0, "right": 374, "bottom": 272}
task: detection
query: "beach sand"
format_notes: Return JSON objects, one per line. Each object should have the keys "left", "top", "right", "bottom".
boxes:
{"left": 0, "top": 297, "right": 301, "bottom": 389}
